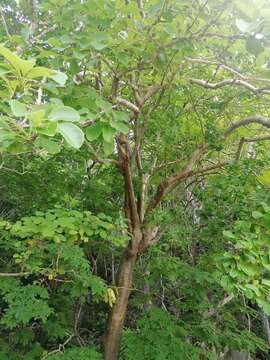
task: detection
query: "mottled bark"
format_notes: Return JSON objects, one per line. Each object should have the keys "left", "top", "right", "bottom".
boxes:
{"left": 104, "top": 247, "right": 137, "bottom": 360}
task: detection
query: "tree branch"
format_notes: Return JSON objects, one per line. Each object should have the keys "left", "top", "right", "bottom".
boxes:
{"left": 145, "top": 145, "right": 208, "bottom": 217}
{"left": 190, "top": 78, "right": 270, "bottom": 95}
{"left": 142, "top": 85, "right": 162, "bottom": 105}
{"left": 0, "top": 272, "right": 30, "bottom": 277}
{"left": 235, "top": 137, "right": 245, "bottom": 160}
{"left": 203, "top": 294, "right": 234, "bottom": 319}
{"left": 116, "top": 97, "right": 140, "bottom": 113}
{"left": 117, "top": 134, "right": 140, "bottom": 235}
{"left": 224, "top": 116, "right": 270, "bottom": 137}
{"left": 243, "top": 134, "right": 270, "bottom": 142}
{"left": 235, "top": 134, "right": 270, "bottom": 160}
{"left": 187, "top": 58, "right": 270, "bottom": 83}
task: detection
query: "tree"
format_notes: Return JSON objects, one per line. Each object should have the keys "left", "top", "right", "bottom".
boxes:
{"left": 2, "top": 1, "right": 270, "bottom": 359}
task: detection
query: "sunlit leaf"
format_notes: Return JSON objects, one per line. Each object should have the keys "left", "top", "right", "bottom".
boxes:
{"left": 58, "top": 122, "right": 84, "bottom": 149}
{"left": 10, "top": 100, "right": 27, "bottom": 117}
{"left": 49, "top": 106, "right": 80, "bottom": 122}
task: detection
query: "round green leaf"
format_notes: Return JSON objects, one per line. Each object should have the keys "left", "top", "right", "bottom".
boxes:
{"left": 235, "top": 19, "right": 252, "bottom": 33}
{"left": 246, "top": 36, "right": 264, "bottom": 56}
{"left": 37, "top": 122, "right": 58, "bottom": 137}
{"left": 86, "top": 123, "right": 103, "bottom": 141}
{"left": 102, "top": 125, "right": 116, "bottom": 143}
{"left": 10, "top": 100, "right": 28, "bottom": 117}
{"left": 58, "top": 122, "right": 84, "bottom": 149}
{"left": 49, "top": 106, "right": 80, "bottom": 122}
{"left": 103, "top": 140, "right": 114, "bottom": 155}
{"left": 110, "top": 120, "right": 129, "bottom": 134}
{"left": 51, "top": 71, "right": 68, "bottom": 86}
{"left": 35, "top": 136, "right": 61, "bottom": 154}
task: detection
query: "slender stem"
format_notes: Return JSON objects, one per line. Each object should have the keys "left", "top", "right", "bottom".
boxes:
{"left": 0, "top": 7, "right": 10, "bottom": 38}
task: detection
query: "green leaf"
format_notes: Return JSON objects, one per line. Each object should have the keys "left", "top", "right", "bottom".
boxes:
{"left": 0, "top": 46, "right": 35, "bottom": 76}
{"left": 27, "top": 67, "right": 53, "bottom": 79}
{"left": 7, "top": 141, "right": 28, "bottom": 154}
{"left": 261, "top": 279, "right": 270, "bottom": 287}
{"left": 47, "top": 37, "right": 61, "bottom": 48}
{"left": 258, "top": 299, "right": 270, "bottom": 315}
{"left": 235, "top": 19, "right": 252, "bottom": 33}
{"left": 0, "top": 63, "right": 11, "bottom": 76}
{"left": 0, "top": 116, "right": 11, "bottom": 129}
{"left": 96, "top": 98, "right": 112, "bottom": 112}
{"left": 113, "top": 111, "right": 129, "bottom": 123}
{"left": 245, "top": 283, "right": 260, "bottom": 297}
{"left": 51, "top": 71, "right": 67, "bottom": 86}
{"left": 148, "top": 1, "right": 164, "bottom": 17}
{"left": 257, "top": 170, "right": 270, "bottom": 187}
{"left": 262, "top": 202, "right": 270, "bottom": 213}
{"left": 102, "top": 125, "right": 116, "bottom": 143}
{"left": 49, "top": 106, "right": 80, "bottom": 122}
{"left": 223, "top": 230, "right": 236, "bottom": 239}
{"left": 37, "top": 122, "right": 58, "bottom": 137}
{"left": 103, "top": 140, "right": 114, "bottom": 155}
{"left": 10, "top": 100, "right": 28, "bottom": 117}
{"left": 90, "top": 33, "right": 108, "bottom": 50}
{"left": 86, "top": 123, "right": 103, "bottom": 141}
{"left": 234, "top": 0, "right": 256, "bottom": 21}
{"left": 58, "top": 122, "right": 84, "bottom": 149}
{"left": 28, "top": 110, "right": 46, "bottom": 127}
{"left": 252, "top": 211, "right": 263, "bottom": 219}
{"left": 35, "top": 136, "right": 61, "bottom": 154}
{"left": 246, "top": 36, "right": 264, "bottom": 56}
{"left": 110, "top": 120, "right": 129, "bottom": 134}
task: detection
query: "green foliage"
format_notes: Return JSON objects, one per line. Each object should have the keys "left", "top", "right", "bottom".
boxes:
{"left": 0, "top": 278, "right": 52, "bottom": 328}
{"left": 219, "top": 201, "right": 270, "bottom": 315}
{"left": 121, "top": 308, "right": 202, "bottom": 360}
{"left": 0, "top": 206, "right": 124, "bottom": 299}
{"left": 47, "top": 346, "right": 102, "bottom": 360}
{"left": 0, "top": 205, "right": 125, "bottom": 357}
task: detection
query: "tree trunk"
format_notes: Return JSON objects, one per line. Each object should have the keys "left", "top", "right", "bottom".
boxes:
{"left": 104, "top": 247, "right": 137, "bottom": 360}
{"left": 261, "top": 311, "right": 270, "bottom": 345}
{"left": 221, "top": 350, "right": 250, "bottom": 360}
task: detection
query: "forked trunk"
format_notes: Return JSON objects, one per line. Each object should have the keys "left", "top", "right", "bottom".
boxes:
{"left": 104, "top": 247, "right": 137, "bottom": 360}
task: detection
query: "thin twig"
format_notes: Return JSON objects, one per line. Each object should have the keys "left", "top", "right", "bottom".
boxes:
{"left": 0, "top": 272, "right": 30, "bottom": 277}
{"left": 0, "top": 7, "right": 10, "bottom": 38}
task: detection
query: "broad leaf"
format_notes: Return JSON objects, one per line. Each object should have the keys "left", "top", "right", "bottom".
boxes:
{"left": 27, "top": 67, "right": 53, "bottom": 79}
{"left": 49, "top": 106, "right": 80, "bottom": 122}
{"left": 246, "top": 36, "right": 264, "bottom": 56}
{"left": 103, "top": 140, "right": 114, "bottom": 155}
{"left": 110, "top": 120, "right": 129, "bottom": 134}
{"left": 0, "top": 46, "right": 35, "bottom": 76}
{"left": 235, "top": 19, "right": 252, "bottom": 33}
{"left": 51, "top": 71, "right": 68, "bottom": 86}
{"left": 58, "top": 122, "right": 84, "bottom": 149}
{"left": 102, "top": 125, "right": 116, "bottom": 143}
{"left": 37, "top": 122, "right": 58, "bottom": 137}
{"left": 10, "top": 100, "right": 28, "bottom": 117}
{"left": 257, "top": 170, "right": 270, "bottom": 187}
{"left": 35, "top": 136, "right": 61, "bottom": 154}
{"left": 86, "top": 123, "right": 103, "bottom": 141}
